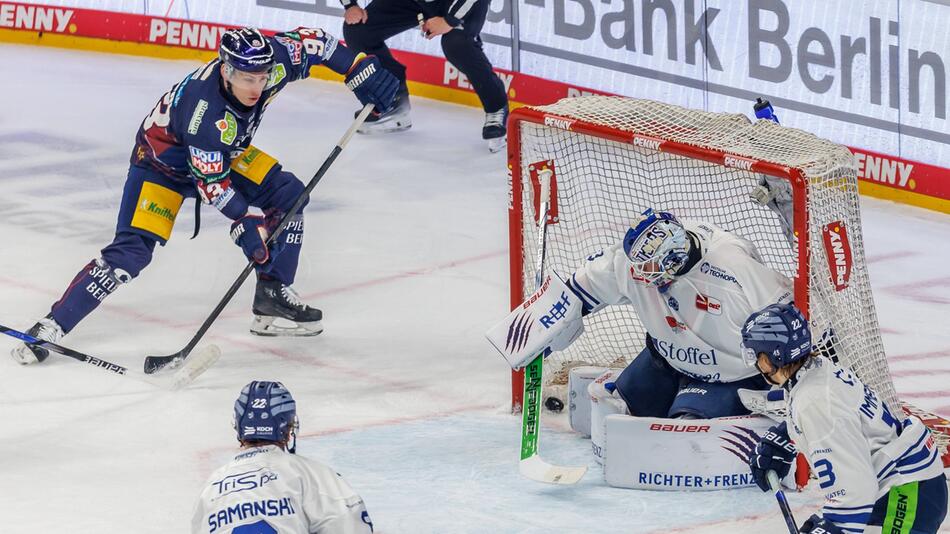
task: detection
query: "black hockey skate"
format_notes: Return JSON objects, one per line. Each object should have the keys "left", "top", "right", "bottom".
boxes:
{"left": 483, "top": 106, "right": 509, "bottom": 153}
{"left": 251, "top": 279, "right": 324, "bottom": 337}
{"left": 10, "top": 314, "right": 64, "bottom": 365}
{"left": 357, "top": 85, "right": 411, "bottom": 134}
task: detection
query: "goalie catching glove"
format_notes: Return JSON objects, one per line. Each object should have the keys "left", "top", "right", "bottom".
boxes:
{"left": 486, "top": 273, "right": 584, "bottom": 370}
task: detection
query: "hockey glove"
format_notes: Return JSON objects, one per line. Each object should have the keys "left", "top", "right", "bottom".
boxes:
{"left": 749, "top": 421, "right": 797, "bottom": 492}
{"left": 798, "top": 514, "right": 845, "bottom": 534}
{"left": 345, "top": 54, "right": 399, "bottom": 113}
{"left": 231, "top": 214, "right": 271, "bottom": 265}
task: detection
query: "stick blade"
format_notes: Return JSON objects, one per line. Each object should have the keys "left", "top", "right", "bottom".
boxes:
{"left": 144, "top": 350, "right": 186, "bottom": 374}
{"left": 167, "top": 345, "right": 221, "bottom": 390}
{"left": 519, "top": 454, "right": 587, "bottom": 485}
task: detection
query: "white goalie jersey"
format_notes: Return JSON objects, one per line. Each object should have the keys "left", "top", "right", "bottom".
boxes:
{"left": 569, "top": 221, "right": 792, "bottom": 383}
{"left": 786, "top": 356, "right": 944, "bottom": 532}
{"left": 192, "top": 445, "right": 373, "bottom": 534}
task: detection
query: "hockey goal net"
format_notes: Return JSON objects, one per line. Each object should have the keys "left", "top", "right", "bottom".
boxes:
{"left": 507, "top": 96, "right": 950, "bottom": 464}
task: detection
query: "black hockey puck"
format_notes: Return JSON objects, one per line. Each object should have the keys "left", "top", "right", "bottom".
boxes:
{"left": 544, "top": 396, "right": 564, "bottom": 413}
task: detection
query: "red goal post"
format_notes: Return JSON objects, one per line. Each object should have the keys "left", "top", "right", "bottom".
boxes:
{"left": 506, "top": 96, "right": 950, "bottom": 466}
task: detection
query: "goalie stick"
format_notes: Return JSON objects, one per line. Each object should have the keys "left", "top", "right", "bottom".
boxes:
{"left": 519, "top": 168, "right": 587, "bottom": 485}
{"left": 0, "top": 324, "right": 219, "bottom": 390}
{"left": 143, "top": 103, "right": 376, "bottom": 375}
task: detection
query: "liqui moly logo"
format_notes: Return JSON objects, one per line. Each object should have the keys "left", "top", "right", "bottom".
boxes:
{"left": 822, "top": 221, "right": 852, "bottom": 291}
{"left": 723, "top": 155, "right": 756, "bottom": 171}
{"left": 632, "top": 135, "right": 663, "bottom": 151}
{"left": 544, "top": 116, "right": 574, "bottom": 130}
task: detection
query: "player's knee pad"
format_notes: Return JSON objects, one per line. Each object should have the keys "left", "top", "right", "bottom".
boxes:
{"left": 588, "top": 369, "right": 628, "bottom": 466}
{"left": 669, "top": 374, "right": 770, "bottom": 419}
{"left": 100, "top": 232, "right": 157, "bottom": 279}
{"left": 265, "top": 171, "right": 309, "bottom": 214}
{"left": 613, "top": 345, "right": 681, "bottom": 417}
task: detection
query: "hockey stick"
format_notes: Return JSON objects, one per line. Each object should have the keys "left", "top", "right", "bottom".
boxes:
{"left": 767, "top": 470, "right": 799, "bottom": 534}
{"left": 1, "top": 324, "right": 219, "bottom": 390}
{"left": 143, "top": 103, "right": 376, "bottom": 375}
{"left": 519, "top": 169, "right": 587, "bottom": 485}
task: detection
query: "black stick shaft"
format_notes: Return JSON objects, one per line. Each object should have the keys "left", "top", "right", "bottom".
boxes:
{"left": 1, "top": 324, "right": 129, "bottom": 375}
{"left": 144, "top": 104, "right": 374, "bottom": 373}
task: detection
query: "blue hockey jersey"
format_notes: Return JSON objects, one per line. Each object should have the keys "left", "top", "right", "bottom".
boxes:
{"left": 131, "top": 28, "right": 358, "bottom": 219}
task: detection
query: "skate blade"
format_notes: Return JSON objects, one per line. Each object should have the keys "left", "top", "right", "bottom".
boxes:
{"left": 250, "top": 316, "right": 324, "bottom": 337}
{"left": 357, "top": 116, "right": 412, "bottom": 134}
{"left": 487, "top": 136, "right": 507, "bottom": 153}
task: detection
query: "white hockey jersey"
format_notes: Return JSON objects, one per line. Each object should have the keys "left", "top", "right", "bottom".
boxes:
{"left": 786, "top": 357, "right": 944, "bottom": 533}
{"left": 569, "top": 221, "right": 792, "bottom": 383}
{"left": 192, "top": 445, "right": 373, "bottom": 534}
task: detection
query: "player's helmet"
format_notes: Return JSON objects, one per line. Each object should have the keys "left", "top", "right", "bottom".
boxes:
{"left": 219, "top": 28, "right": 275, "bottom": 73}
{"left": 622, "top": 209, "right": 689, "bottom": 288}
{"left": 740, "top": 303, "right": 812, "bottom": 369}
{"left": 234, "top": 381, "right": 298, "bottom": 446}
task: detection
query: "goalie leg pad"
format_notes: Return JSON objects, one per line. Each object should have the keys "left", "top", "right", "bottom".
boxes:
{"left": 568, "top": 366, "right": 607, "bottom": 436}
{"left": 588, "top": 369, "right": 628, "bottom": 466}
{"left": 668, "top": 374, "right": 770, "bottom": 419}
{"left": 612, "top": 340, "right": 681, "bottom": 417}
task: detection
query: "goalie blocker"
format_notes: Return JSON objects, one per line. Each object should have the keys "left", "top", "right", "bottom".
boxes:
{"left": 486, "top": 274, "right": 584, "bottom": 370}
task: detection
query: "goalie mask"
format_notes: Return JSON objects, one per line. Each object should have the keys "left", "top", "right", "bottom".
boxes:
{"left": 740, "top": 303, "right": 812, "bottom": 371}
{"left": 622, "top": 209, "right": 689, "bottom": 288}
{"left": 234, "top": 380, "right": 299, "bottom": 453}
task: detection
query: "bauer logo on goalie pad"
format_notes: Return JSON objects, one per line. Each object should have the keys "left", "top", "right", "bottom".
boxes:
{"left": 604, "top": 415, "right": 773, "bottom": 490}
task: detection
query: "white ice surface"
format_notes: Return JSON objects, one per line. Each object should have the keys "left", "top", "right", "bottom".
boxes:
{"left": 1, "top": 44, "right": 948, "bottom": 533}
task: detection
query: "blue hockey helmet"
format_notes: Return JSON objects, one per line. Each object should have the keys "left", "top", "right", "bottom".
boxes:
{"left": 622, "top": 209, "right": 689, "bottom": 288}
{"left": 219, "top": 28, "right": 275, "bottom": 73}
{"left": 234, "top": 381, "right": 298, "bottom": 447}
{"left": 740, "top": 303, "right": 812, "bottom": 370}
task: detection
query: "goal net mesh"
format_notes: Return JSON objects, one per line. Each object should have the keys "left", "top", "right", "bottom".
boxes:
{"left": 511, "top": 96, "right": 895, "bottom": 409}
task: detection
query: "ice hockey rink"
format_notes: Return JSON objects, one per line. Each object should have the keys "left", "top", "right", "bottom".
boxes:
{"left": 1, "top": 43, "right": 949, "bottom": 533}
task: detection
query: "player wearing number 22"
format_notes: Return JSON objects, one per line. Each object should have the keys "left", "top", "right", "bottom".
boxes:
{"left": 743, "top": 303, "right": 947, "bottom": 534}
{"left": 192, "top": 381, "right": 374, "bottom": 533}
{"left": 11, "top": 27, "right": 399, "bottom": 364}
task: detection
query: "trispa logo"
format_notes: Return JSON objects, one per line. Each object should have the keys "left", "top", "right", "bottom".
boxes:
{"left": 211, "top": 468, "right": 279, "bottom": 497}
{"left": 189, "top": 146, "right": 224, "bottom": 175}
{"left": 822, "top": 221, "right": 852, "bottom": 291}
{"left": 216, "top": 111, "right": 237, "bottom": 145}
{"left": 139, "top": 198, "right": 175, "bottom": 222}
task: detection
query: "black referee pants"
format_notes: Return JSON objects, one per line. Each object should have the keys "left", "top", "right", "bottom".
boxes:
{"left": 342, "top": 0, "right": 508, "bottom": 112}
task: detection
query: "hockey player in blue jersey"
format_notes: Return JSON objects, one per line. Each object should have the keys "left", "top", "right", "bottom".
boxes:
{"left": 742, "top": 303, "right": 948, "bottom": 534}
{"left": 11, "top": 27, "right": 399, "bottom": 364}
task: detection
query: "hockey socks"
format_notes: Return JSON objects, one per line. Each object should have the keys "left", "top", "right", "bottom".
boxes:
{"left": 50, "top": 258, "right": 130, "bottom": 333}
